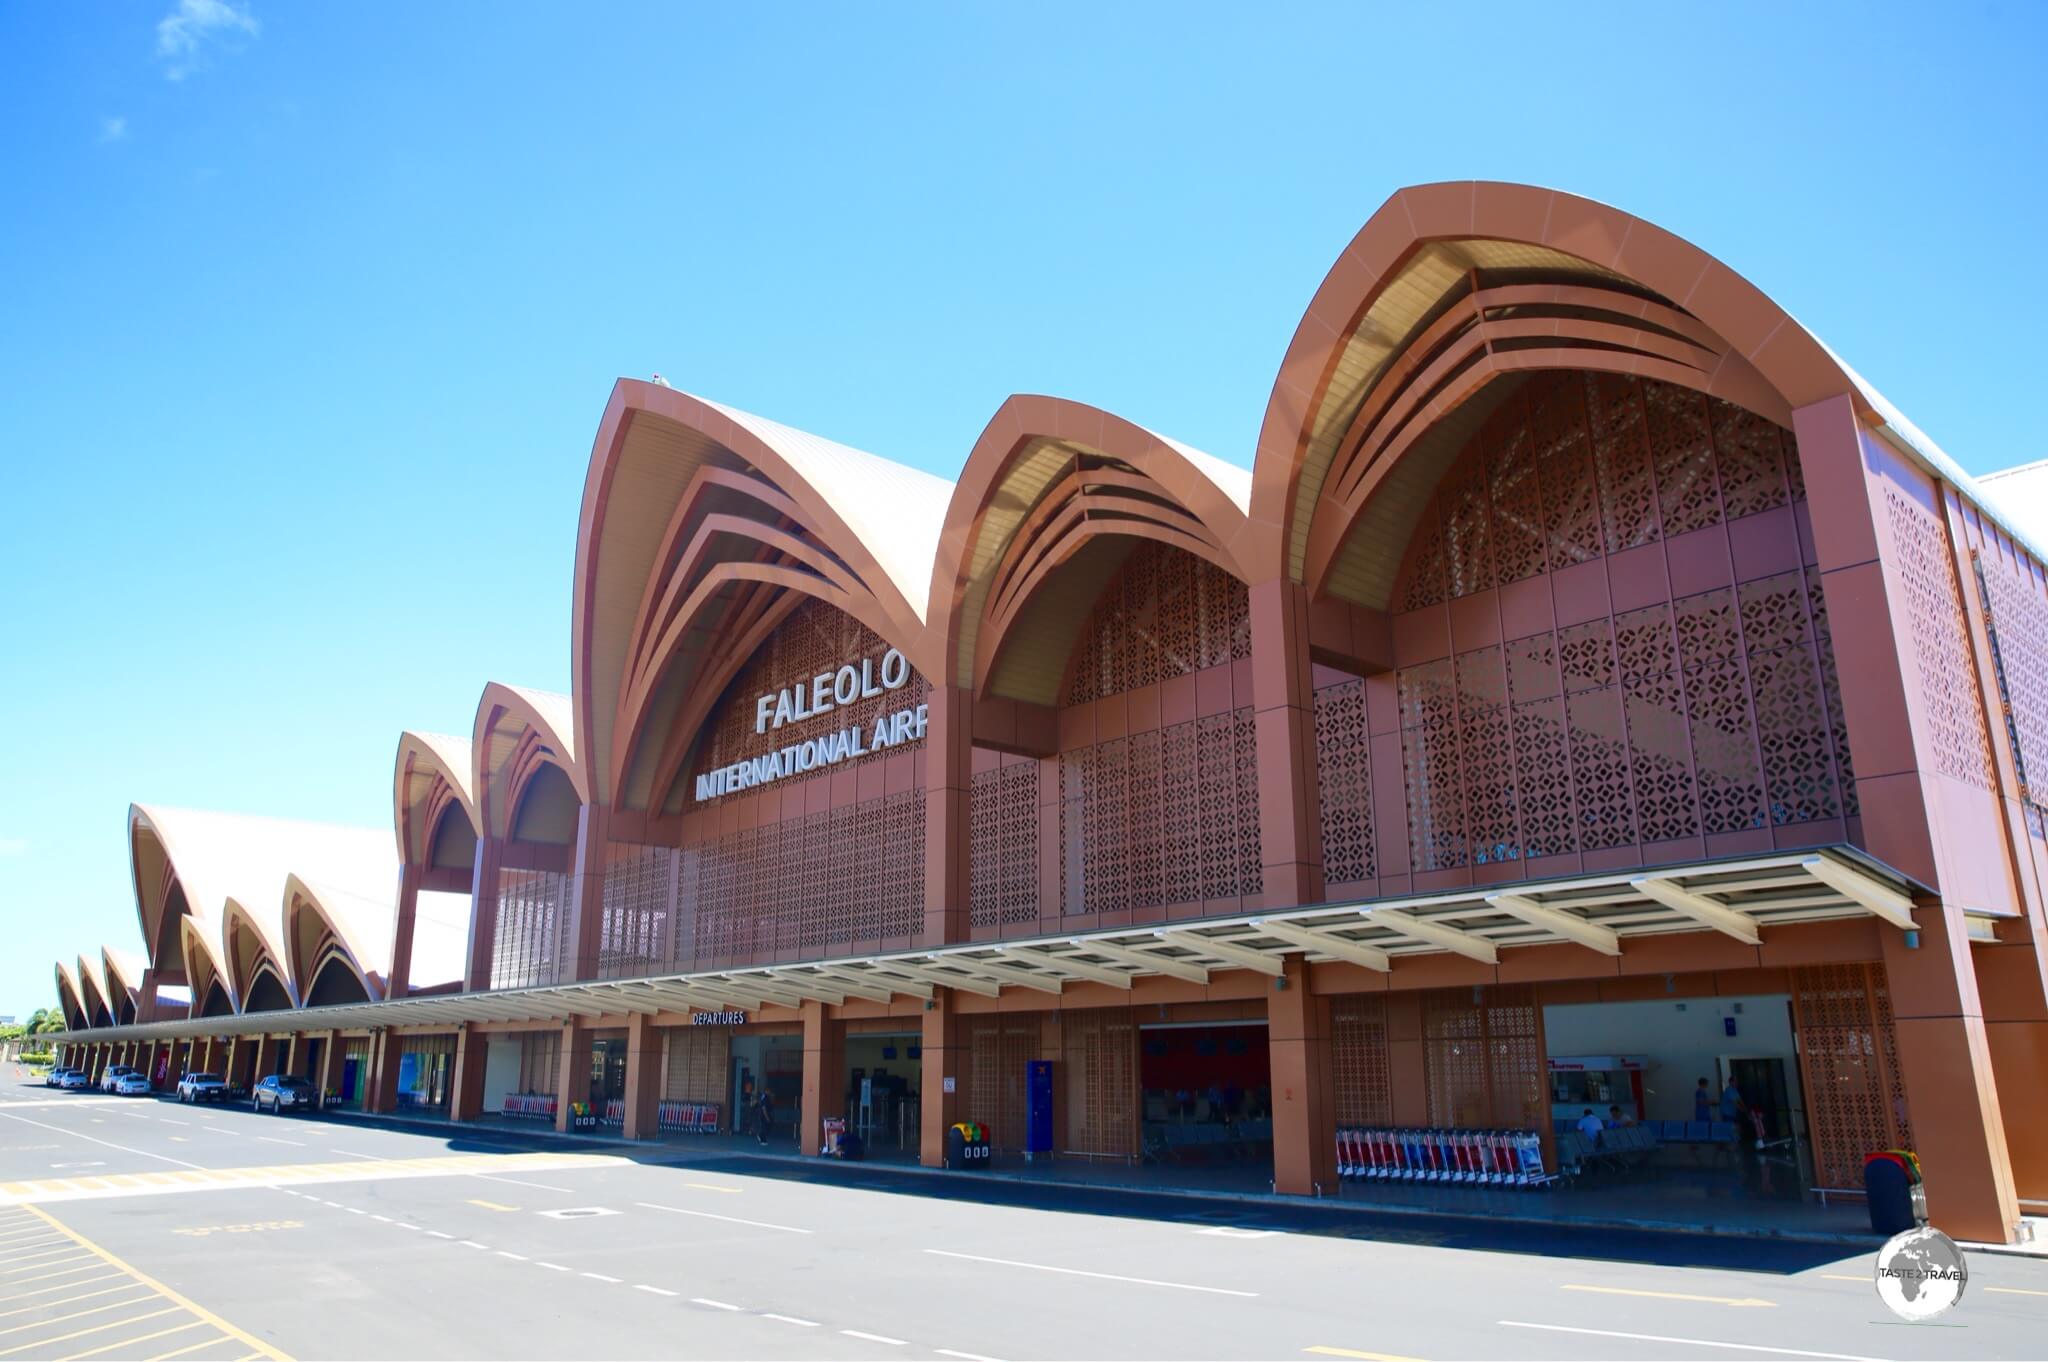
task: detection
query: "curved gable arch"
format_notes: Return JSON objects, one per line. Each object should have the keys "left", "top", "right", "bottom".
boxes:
{"left": 573, "top": 381, "right": 953, "bottom": 812}
{"left": 284, "top": 874, "right": 389, "bottom": 1005}
{"left": 1250, "top": 180, "right": 1875, "bottom": 594}
{"left": 934, "top": 396, "right": 1255, "bottom": 704}
{"left": 178, "top": 916, "right": 232, "bottom": 1016}
{"left": 394, "top": 731, "right": 479, "bottom": 867}
{"left": 221, "top": 899, "right": 295, "bottom": 1011}
{"left": 54, "top": 963, "right": 88, "bottom": 1031}
{"left": 101, "top": 947, "right": 143, "bottom": 1026}
{"left": 474, "top": 683, "right": 585, "bottom": 841}
{"left": 75, "top": 955, "right": 113, "bottom": 1029}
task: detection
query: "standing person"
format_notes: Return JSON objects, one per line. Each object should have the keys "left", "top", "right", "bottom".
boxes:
{"left": 755, "top": 1086, "right": 775, "bottom": 1146}
{"left": 1694, "top": 1077, "right": 1712, "bottom": 1122}
{"left": 1719, "top": 1075, "right": 1745, "bottom": 1123}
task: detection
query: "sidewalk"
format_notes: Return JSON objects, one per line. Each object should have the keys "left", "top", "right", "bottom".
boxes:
{"left": 319, "top": 1104, "right": 1886, "bottom": 1247}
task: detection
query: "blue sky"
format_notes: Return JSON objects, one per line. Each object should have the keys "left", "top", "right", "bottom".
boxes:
{"left": 2, "top": 2, "right": 2042, "bottom": 1017}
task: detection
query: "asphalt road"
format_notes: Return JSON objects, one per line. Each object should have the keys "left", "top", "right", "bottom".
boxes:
{"left": 1, "top": 1076, "right": 2042, "bottom": 1361}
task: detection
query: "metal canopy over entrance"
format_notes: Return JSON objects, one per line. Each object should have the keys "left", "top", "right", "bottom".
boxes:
{"left": 56, "top": 847, "right": 1934, "bottom": 1047}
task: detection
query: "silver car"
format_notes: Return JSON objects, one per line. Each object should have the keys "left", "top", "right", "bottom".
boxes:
{"left": 113, "top": 1072, "right": 152, "bottom": 1097}
{"left": 57, "top": 1069, "right": 93, "bottom": 1090}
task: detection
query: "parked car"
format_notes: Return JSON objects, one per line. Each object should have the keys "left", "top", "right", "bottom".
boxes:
{"left": 177, "top": 1072, "right": 228, "bottom": 1104}
{"left": 252, "top": 1074, "right": 317, "bottom": 1114}
{"left": 112, "top": 1071, "right": 153, "bottom": 1097}
{"left": 44, "top": 1067, "right": 78, "bottom": 1088}
{"left": 57, "top": 1069, "right": 93, "bottom": 1090}
{"left": 98, "top": 1065, "right": 138, "bottom": 1094}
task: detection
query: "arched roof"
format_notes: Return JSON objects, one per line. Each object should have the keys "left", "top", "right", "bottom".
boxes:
{"left": 1250, "top": 179, "right": 2046, "bottom": 595}
{"left": 393, "top": 730, "right": 479, "bottom": 866}
{"left": 573, "top": 381, "right": 954, "bottom": 810}
{"left": 53, "top": 962, "right": 88, "bottom": 1030}
{"left": 932, "top": 395, "right": 1254, "bottom": 699}
{"left": 128, "top": 804, "right": 395, "bottom": 1008}
{"left": 75, "top": 954, "right": 114, "bottom": 1027}
{"left": 474, "top": 683, "right": 586, "bottom": 839}
{"left": 283, "top": 873, "right": 389, "bottom": 1003}
{"left": 101, "top": 946, "right": 144, "bottom": 1022}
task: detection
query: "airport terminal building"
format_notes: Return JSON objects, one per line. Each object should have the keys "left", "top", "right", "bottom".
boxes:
{"left": 51, "top": 182, "right": 2048, "bottom": 1247}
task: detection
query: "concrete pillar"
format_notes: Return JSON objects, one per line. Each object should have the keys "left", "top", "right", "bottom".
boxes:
{"left": 622, "top": 1014, "right": 663, "bottom": 1141}
{"left": 388, "top": 862, "right": 422, "bottom": 998}
{"left": 366, "top": 1030, "right": 402, "bottom": 1114}
{"left": 315, "top": 1030, "right": 339, "bottom": 1109}
{"left": 449, "top": 1024, "right": 488, "bottom": 1123}
{"left": 1249, "top": 578, "right": 1322, "bottom": 910}
{"left": 799, "top": 1000, "right": 844, "bottom": 1156}
{"left": 138, "top": 971, "right": 161, "bottom": 1025}
{"left": 921, "top": 685, "right": 972, "bottom": 948}
{"left": 1881, "top": 915, "right": 2020, "bottom": 1242}
{"left": 284, "top": 1033, "right": 307, "bottom": 1078}
{"left": 554, "top": 1019, "right": 592, "bottom": 1133}
{"left": 919, "top": 994, "right": 963, "bottom": 1167}
{"left": 562, "top": 804, "right": 610, "bottom": 983}
{"left": 465, "top": 836, "right": 504, "bottom": 992}
{"left": 1269, "top": 954, "right": 1337, "bottom": 1195}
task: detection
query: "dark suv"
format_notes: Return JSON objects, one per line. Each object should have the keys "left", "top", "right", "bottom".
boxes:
{"left": 252, "top": 1074, "right": 317, "bottom": 1113}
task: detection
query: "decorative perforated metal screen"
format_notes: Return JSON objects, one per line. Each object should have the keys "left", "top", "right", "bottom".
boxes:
{"left": 598, "top": 844, "right": 677, "bottom": 980}
{"left": 662, "top": 1026, "right": 727, "bottom": 1104}
{"left": 1064, "top": 543, "right": 1251, "bottom": 706}
{"left": 965, "top": 1015, "right": 1038, "bottom": 1152}
{"left": 1884, "top": 489, "right": 1995, "bottom": 790}
{"left": 678, "top": 787, "right": 924, "bottom": 967}
{"left": 1422, "top": 986, "right": 1542, "bottom": 1130}
{"left": 517, "top": 1030, "right": 560, "bottom": 1093}
{"left": 1058, "top": 710, "right": 1260, "bottom": 913}
{"left": 1061, "top": 1008, "right": 1139, "bottom": 1157}
{"left": 1791, "top": 962, "right": 1915, "bottom": 1190}
{"left": 1974, "top": 548, "right": 2048, "bottom": 835}
{"left": 1317, "top": 372, "right": 1859, "bottom": 877}
{"left": 491, "top": 869, "right": 571, "bottom": 991}
{"left": 970, "top": 758, "right": 1038, "bottom": 927}
{"left": 1330, "top": 994, "right": 1391, "bottom": 1126}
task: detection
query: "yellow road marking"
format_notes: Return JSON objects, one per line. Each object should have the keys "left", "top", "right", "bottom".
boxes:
{"left": 18, "top": 1207, "right": 290, "bottom": 1361}
{"left": 0, "top": 1304, "right": 178, "bottom": 1357}
{"left": 60, "top": 1317, "right": 207, "bottom": 1361}
{"left": 0, "top": 1284, "right": 146, "bottom": 1320}
{"left": 145, "top": 1334, "right": 232, "bottom": 1361}
{"left": 684, "top": 1183, "right": 741, "bottom": 1194}
{"left": 0, "top": 1274, "right": 125, "bottom": 1305}
{"left": 0, "top": 1294, "right": 160, "bottom": 1337}
{"left": 1305, "top": 1349, "right": 1429, "bottom": 1362}
{"left": 1561, "top": 1283, "right": 1775, "bottom": 1308}
{"left": 467, "top": 1199, "right": 519, "bottom": 1212}
{"left": 1988, "top": 1285, "right": 2048, "bottom": 1297}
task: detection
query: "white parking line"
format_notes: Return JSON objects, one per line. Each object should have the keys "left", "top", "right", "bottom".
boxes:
{"left": 935, "top": 1350, "right": 1005, "bottom": 1362}
{"left": 634, "top": 1202, "right": 812, "bottom": 1234}
{"left": 329, "top": 1149, "right": 384, "bottom": 1160}
{"left": 470, "top": 1172, "right": 573, "bottom": 1194}
{"left": 425, "top": 1231, "right": 454, "bottom": 1240}
{"left": 369, "top": 1215, "right": 392, "bottom": 1223}
{"left": 762, "top": 1313, "right": 819, "bottom": 1327}
{"left": 254, "top": 1136, "right": 302, "bottom": 1147}
{"left": 395, "top": 1224, "right": 419, "bottom": 1232}
{"left": 842, "top": 1329, "right": 906, "bottom": 1345}
{"left": 0, "top": 1112, "right": 203, "bottom": 1171}
{"left": 457, "top": 1241, "right": 490, "bottom": 1250}
{"left": 633, "top": 1284, "right": 677, "bottom": 1297}
{"left": 536, "top": 1262, "right": 570, "bottom": 1272}
{"left": 1496, "top": 1322, "right": 1881, "bottom": 1360}
{"left": 582, "top": 1272, "right": 622, "bottom": 1283}
{"left": 923, "top": 1248, "right": 1257, "bottom": 1297}
{"left": 496, "top": 1252, "right": 527, "bottom": 1262}
{"left": 691, "top": 1298, "right": 739, "bottom": 1311}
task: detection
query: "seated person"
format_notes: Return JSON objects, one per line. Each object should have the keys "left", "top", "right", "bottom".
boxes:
{"left": 1608, "top": 1104, "right": 1633, "bottom": 1127}
{"left": 1576, "top": 1108, "right": 1605, "bottom": 1146}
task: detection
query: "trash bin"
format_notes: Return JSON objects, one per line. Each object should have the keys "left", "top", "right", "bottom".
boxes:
{"left": 839, "top": 1131, "right": 865, "bottom": 1161}
{"left": 945, "top": 1121, "right": 989, "bottom": 1170}
{"left": 1863, "top": 1149, "right": 1923, "bottom": 1236}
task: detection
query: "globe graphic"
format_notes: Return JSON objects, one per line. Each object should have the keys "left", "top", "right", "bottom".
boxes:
{"left": 1874, "top": 1227, "right": 1967, "bottom": 1321}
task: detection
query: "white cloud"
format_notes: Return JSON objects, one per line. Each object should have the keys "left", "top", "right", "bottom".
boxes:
{"left": 99, "top": 116, "right": 128, "bottom": 143}
{"left": 0, "top": 839, "right": 27, "bottom": 858}
{"left": 156, "top": 0, "right": 259, "bottom": 81}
